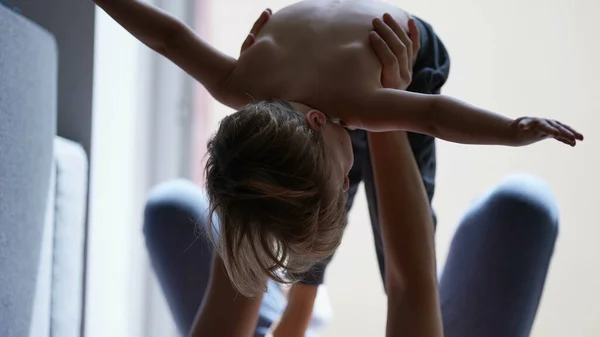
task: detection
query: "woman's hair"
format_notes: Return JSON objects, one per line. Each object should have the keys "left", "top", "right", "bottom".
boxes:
{"left": 204, "top": 99, "right": 348, "bottom": 297}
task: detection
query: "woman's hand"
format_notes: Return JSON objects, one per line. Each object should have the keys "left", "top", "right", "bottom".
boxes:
{"left": 337, "top": 14, "right": 419, "bottom": 131}
{"left": 370, "top": 14, "right": 420, "bottom": 90}
{"left": 240, "top": 8, "right": 272, "bottom": 54}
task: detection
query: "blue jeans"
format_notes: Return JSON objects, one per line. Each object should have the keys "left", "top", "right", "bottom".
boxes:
{"left": 143, "top": 173, "right": 558, "bottom": 337}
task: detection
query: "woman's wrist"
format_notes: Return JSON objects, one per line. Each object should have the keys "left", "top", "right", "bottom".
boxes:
{"left": 269, "top": 283, "right": 318, "bottom": 337}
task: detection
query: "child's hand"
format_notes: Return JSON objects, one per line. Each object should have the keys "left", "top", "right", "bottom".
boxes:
{"left": 240, "top": 8, "right": 272, "bottom": 54}
{"left": 370, "top": 14, "right": 420, "bottom": 90}
{"left": 511, "top": 117, "right": 584, "bottom": 147}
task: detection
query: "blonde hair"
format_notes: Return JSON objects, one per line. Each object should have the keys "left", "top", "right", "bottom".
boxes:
{"left": 204, "top": 100, "right": 348, "bottom": 297}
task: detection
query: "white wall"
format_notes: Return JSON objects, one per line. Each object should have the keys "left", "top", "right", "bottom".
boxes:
{"left": 323, "top": 0, "right": 600, "bottom": 336}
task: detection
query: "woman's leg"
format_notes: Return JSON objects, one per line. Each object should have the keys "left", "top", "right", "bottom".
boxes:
{"left": 143, "top": 179, "right": 285, "bottom": 337}
{"left": 440, "top": 173, "right": 559, "bottom": 337}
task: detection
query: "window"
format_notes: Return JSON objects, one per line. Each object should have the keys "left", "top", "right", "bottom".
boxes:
{"left": 189, "top": 0, "right": 302, "bottom": 184}
{"left": 87, "top": 1, "right": 194, "bottom": 336}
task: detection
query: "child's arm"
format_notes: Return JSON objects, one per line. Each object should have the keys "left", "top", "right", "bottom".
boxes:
{"left": 267, "top": 283, "right": 318, "bottom": 337}
{"left": 368, "top": 131, "right": 442, "bottom": 337}
{"left": 355, "top": 88, "right": 583, "bottom": 146}
{"left": 92, "top": 0, "right": 238, "bottom": 106}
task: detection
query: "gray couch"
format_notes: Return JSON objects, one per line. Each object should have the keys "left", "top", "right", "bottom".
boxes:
{"left": 1, "top": 5, "right": 88, "bottom": 337}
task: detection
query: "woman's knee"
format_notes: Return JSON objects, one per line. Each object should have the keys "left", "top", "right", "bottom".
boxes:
{"left": 491, "top": 173, "right": 558, "bottom": 222}
{"left": 442, "top": 174, "right": 560, "bottom": 337}
{"left": 143, "top": 179, "right": 210, "bottom": 238}
{"left": 143, "top": 180, "right": 216, "bottom": 334}
{"left": 480, "top": 173, "right": 560, "bottom": 238}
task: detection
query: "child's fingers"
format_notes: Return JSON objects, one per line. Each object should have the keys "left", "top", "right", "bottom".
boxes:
{"left": 555, "top": 136, "right": 576, "bottom": 147}
{"left": 557, "top": 121, "right": 584, "bottom": 140}
{"left": 549, "top": 120, "right": 576, "bottom": 143}
{"left": 537, "top": 122, "right": 561, "bottom": 139}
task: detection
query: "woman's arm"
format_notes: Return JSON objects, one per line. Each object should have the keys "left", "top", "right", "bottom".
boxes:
{"left": 92, "top": 0, "right": 237, "bottom": 106}
{"left": 189, "top": 254, "right": 263, "bottom": 337}
{"left": 267, "top": 284, "right": 318, "bottom": 337}
{"left": 368, "top": 131, "right": 442, "bottom": 337}
{"left": 357, "top": 89, "right": 581, "bottom": 147}
{"left": 263, "top": 14, "right": 423, "bottom": 337}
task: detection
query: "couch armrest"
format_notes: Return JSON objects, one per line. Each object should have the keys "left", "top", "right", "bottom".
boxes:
{"left": 0, "top": 5, "right": 57, "bottom": 337}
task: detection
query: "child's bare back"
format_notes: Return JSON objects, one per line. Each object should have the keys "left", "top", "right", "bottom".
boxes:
{"left": 226, "top": 0, "right": 411, "bottom": 114}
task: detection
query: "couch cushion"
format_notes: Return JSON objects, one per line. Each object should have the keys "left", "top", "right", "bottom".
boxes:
{"left": 50, "top": 137, "right": 88, "bottom": 337}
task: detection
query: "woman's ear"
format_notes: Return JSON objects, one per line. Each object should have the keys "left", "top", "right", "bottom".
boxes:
{"left": 305, "top": 110, "right": 327, "bottom": 131}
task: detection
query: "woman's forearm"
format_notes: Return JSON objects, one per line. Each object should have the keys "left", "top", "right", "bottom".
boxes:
{"left": 386, "top": 281, "right": 442, "bottom": 337}
{"left": 368, "top": 131, "right": 442, "bottom": 337}
{"left": 270, "top": 284, "right": 317, "bottom": 337}
{"left": 189, "top": 254, "right": 263, "bottom": 337}
{"left": 368, "top": 131, "right": 437, "bottom": 285}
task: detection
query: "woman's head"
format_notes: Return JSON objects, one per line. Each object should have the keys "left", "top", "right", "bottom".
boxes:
{"left": 204, "top": 99, "right": 352, "bottom": 296}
